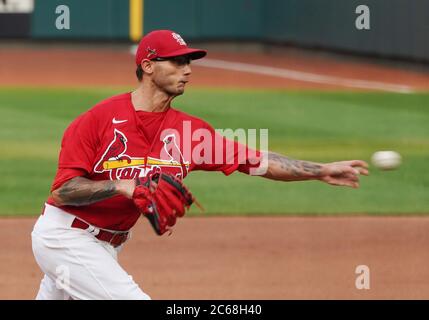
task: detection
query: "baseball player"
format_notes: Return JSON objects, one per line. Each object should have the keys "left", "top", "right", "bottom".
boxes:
{"left": 31, "top": 30, "right": 369, "bottom": 300}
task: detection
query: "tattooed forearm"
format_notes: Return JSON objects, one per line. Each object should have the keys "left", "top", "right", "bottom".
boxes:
{"left": 262, "top": 152, "right": 323, "bottom": 181}
{"left": 52, "top": 176, "right": 120, "bottom": 206}
{"left": 302, "top": 161, "right": 323, "bottom": 175}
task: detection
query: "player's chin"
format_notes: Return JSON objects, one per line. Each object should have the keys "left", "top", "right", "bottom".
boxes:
{"left": 165, "top": 86, "right": 185, "bottom": 97}
{"left": 175, "top": 84, "right": 186, "bottom": 95}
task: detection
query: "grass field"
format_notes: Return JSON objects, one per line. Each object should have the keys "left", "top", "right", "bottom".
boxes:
{"left": 1, "top": 87, "right": 428, "bottom": 215}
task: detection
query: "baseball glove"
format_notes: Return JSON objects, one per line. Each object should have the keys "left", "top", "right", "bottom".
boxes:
{"left": 132, "top": 171, "right": 198, "bottom": 236}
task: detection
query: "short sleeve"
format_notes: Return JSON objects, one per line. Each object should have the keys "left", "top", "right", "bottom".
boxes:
{"left": 192, "top": 122, "right": 262, "bottom": 176}
{"left": 50, "top": 168, "right": 87, "bottom": 192}
{"left": 57, "top": 110, "right": 99, "bottom": 174}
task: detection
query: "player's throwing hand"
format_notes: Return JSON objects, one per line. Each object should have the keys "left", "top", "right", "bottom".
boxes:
{"left": 262, "top": 152, "right": 368, "bottom": 188}
{"left": 318, "top": 160, "right": 369, "bottom": 188}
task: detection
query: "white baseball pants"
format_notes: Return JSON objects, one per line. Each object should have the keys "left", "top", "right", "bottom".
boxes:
{"left": 31, "top": 204, "right": 151, "bottom": 300}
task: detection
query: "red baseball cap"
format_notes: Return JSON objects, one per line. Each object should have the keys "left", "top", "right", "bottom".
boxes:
{"left": 135, "top": 30, "right": 207, "bottom": 66}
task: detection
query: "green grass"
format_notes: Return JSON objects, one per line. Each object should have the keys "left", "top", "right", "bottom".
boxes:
{"left": 1, "top": 87, "right": 428, "bottom": 216}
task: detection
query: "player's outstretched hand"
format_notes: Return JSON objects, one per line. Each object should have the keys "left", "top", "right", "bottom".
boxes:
{"left": 319, "top": 160, "right": 369, "bottom": 188}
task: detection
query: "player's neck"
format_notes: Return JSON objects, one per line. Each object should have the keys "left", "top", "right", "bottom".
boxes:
{"left": 131, "top": 85, "right": 173, "bottom": 113}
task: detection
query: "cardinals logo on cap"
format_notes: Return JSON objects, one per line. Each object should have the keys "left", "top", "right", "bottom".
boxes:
{"left": 146, "top": 47, "right": 157, "bottom": 58}
{"left": 172, "top": 32, "right": 186, "bottom": 46}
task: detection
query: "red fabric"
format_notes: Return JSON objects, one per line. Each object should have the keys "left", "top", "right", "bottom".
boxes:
{"left": 71, "top": 218, "right": 129, "bottom": 247}
{"left": 192, "top": 122, "right": 262, "bottom": 176}
{"left": 136, "top": 110, "right": 167, "bottom": 144}
{"left": 47, "top": 92, "right": 261, "bottom": 231}
{"left": 51, "top": 168, "right": 87, "bottom": 192}
{"left": 135, "top": 30, "right": 206, "bottom": 65}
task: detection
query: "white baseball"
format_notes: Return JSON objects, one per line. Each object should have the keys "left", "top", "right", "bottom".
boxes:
{"left": 371, "top": 151, "right": 402, "bottom": 170}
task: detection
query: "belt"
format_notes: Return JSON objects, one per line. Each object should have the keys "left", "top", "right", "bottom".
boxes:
{"left": 71, "top": 218, "right": 130, "bottom": 248}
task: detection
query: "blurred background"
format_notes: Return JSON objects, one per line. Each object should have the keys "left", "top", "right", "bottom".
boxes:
{"left": 4, "top": 0, "right": 428, "bottom": 60}
{"left": 1, "top": 0, "right": 428, "bottom": 215}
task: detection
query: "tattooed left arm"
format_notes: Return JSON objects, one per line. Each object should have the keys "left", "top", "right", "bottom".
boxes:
{"left": 262, "top": 152, "right": 369, "bottom": 188}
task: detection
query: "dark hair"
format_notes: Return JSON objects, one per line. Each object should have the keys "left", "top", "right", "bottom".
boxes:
{"left": 136, "top": 64, "right": 143, "bottom": 81}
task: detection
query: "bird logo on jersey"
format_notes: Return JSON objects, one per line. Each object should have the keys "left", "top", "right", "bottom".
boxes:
{"left": 94, "top": 129, "right": 189, "bottom": 180}
{"left": 94, "top": 129, "right": 131, "bottom": 173}
{"left": 162, "top": 134, "right": 189, "bottom": 178}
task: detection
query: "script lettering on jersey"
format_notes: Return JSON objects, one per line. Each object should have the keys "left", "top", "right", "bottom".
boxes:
{"left": 94, "top": 129, "right": 189, "bottom": 180}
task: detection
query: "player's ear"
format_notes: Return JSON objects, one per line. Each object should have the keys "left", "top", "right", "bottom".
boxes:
{"left": 141, "top": 59, "right": 154, "bottom": 75}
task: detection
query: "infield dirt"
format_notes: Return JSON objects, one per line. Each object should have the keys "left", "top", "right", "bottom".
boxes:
{"left": 2, "top": 216, "right": 429, "bottom": 299}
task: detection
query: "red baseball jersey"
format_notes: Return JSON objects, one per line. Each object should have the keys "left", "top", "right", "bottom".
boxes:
{"left": 47, "top": 93, "right": 261, "bottom": 230}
